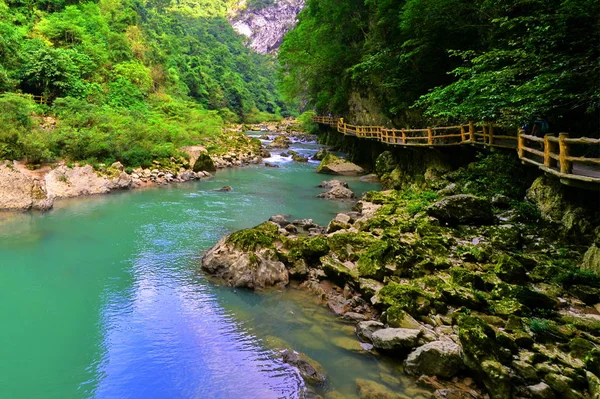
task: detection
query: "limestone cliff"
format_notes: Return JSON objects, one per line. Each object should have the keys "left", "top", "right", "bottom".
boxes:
{"left": 229, "top": 0, "right": 304, "bottom": 54}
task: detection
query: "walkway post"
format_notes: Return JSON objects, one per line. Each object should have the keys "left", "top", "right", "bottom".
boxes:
{"left": 427, "top": 128, "right": 433, "bottom": 145}
{"left": 489, "top": 125, "right": 495, "bottom": 146}
{"left": 469, "top": 122, "right": 475, "bottom": 142}
{"left": 401, "top": 129, "right": 406, "bottom": 145}
{"left": 517, "top": 129, "right": 524, "bottom": 159}
{"left": 543, "top": 134, "right": 553, "bottom": 168}
{"left": 460, "top": 126, "right": 466, "bottom": 142}
{"left": 558, "top": 133, "right": 572, "bottom": 174}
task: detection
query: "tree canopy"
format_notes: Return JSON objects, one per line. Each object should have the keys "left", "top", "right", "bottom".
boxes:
{"left": 279, "top": 0, "right": 599, "bottom": 133}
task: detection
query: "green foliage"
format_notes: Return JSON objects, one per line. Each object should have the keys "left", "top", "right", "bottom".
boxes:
{"left": 297, "top": 111, "right": 319, "bottom": 134}
{"left": 0, "top": 0, "right": 292, "bottom": 166}
{"left": 554, "top": 269, "right": 600, "bottom": 288}
{"left": 280, "top": 0, "right": 599, "bottom": 131}
{"left": 450, "top": 153, "right": 527, "bottom": 199}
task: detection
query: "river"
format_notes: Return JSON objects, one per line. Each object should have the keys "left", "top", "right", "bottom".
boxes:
{"left": 0, "top": 136, "right": 416, "bottom": 398}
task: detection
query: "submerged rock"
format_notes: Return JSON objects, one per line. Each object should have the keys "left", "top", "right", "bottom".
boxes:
{"left": 216, "top": 186, "right": 232, "bottom": 192}
{"left": 355, "top": 378, "right": 406, "bottom": 399}
{"left": 404, "top": 341, "right": 463, "bottom": 378}
{"left": 427, "top": 194, "right": 493, "bottom": 225}
{"left": 281, "top": 349, "right": 327, "bottom": 386}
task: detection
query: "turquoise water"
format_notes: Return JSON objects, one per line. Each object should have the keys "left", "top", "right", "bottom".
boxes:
{"left": 0, "top": 139, "right": 421, "bottom": 398}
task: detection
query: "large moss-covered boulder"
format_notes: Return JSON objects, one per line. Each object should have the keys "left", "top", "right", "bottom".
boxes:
{"left": 378, "top": 282, "right": 438, "bottom": 316}
{"left": 316, "top": 154, "right": 364, "bottom": 176}
{"left": 193, "top": 152, "right": 216, "bottom": 172}
{"left": 201, "top": 222, "right": 288, "bottom": 289}
{"left": 526, "top": 175, "right": 592, "bottom": 240}
{"left": 427, "top": 194, "right": 494, "bottom": 225}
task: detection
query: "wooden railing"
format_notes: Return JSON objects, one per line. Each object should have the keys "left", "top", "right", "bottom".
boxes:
{"left": 518, "top": 132, "right": 600, "bottom": 183}
{"left": 313, "top": 116, "right": 600, "bottom": 184}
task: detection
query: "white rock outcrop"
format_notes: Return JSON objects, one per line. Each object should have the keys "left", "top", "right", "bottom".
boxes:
{"left": 230, "top": 0, "right": 305, "bottom": 54}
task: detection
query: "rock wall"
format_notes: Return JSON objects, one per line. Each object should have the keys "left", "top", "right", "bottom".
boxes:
{"left": 230, "top": 0, "right": 305, "bottom": 54}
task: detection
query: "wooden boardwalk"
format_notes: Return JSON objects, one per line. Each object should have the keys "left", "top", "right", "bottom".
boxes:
{"left": 313, "top": 116, "right": 600, "bottom": 185}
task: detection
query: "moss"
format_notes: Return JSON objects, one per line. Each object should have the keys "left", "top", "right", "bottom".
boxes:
{"left": 378, "top": 282, "right": 438, "bottom": 316}
{"left": 491, "top": 283, "right": 557, "bottom": 312}
{"left": 560, "top": 315, "right": 600, "bottom": 336}
{"left": 585, "top": 348, "right": 600, "bottom": 377}
{"left": 227, "top": 222, "right": 279, "bottom": 251}
{"left": 285, "top": 236, "right": 329, "bottom": 262}
{"left": 569, "top": 338, "right": 595, "bottom": 359}
{"left": 489, "top": 298, "right": 526, "bottom": 316}
{"left": 357, "top": 240, "right": 391, "bottom": 278}
{"left": 328, "top": 232, "right": 378, "bottom": 261}
{"left": 494, "top": 255, "right": 527, "bottom": 284}
{"left": 193, "top": 152, "right": 216, "bottom": 172}
{"left": 450, "top": 267, "right": 485, "bottom": 290}
{"left": 320, "top": 255, "right": 358, "bottom": 286}
{"left": 314, "top": 153, "right": 340, "bottom": 173}
{"left": 458, "top": 315, "right": 498, "bottom": 364}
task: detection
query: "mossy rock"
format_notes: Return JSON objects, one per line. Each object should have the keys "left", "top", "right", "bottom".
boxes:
{"left": 570, "top": 338, "right": 595, "bottom": 359}
{"left": 378, "top": 282, "right": 438, "bottom": 316}
{"left": 487, "top": 224, "right": 522, "bottom": 250}
{"left": 450, "top": 267, "right": 486, "bottom": 290}
{"left": 227, "top": 222, "right": 280, "bottom": 251}
{"left": 285, "top": 236, "right": 329, "bottom": 262}
{"left": 328, "top": 232, "right": 378, "bottom": 261}
{"left": 356, "top": 240, "right": 396, "bottom": 279}
{"left": 192, "top": 152, "right": 216, "bottom": 172}
{"left": 492, "top": 283, "right": 557, "bottom": 312}
{"left": 384, "top": 305, "right": 421, "bottom": 329}
{"left": 494, "top": 255, "right": 527, "bottom": 284}
{"left": 567, "top": 284, "right": 600, "bottom": 305}
{"left": 585, "top": 348, "right": 600, "bottom": 377}
{"left": 489, "top": 298, "right": 527, "bottom": 316}
{"left": 441, "top": 284, "right": 488, "bottom": 310}
{"left": 320, "top": 255, "right": 358, "bottom": 286}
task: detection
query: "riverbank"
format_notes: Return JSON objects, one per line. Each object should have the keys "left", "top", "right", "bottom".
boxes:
{"left": 0, "top": 125, "right": 317, "bottom": 212}
{"left": 201, "top": 149, "right": 600, "bottom": 399}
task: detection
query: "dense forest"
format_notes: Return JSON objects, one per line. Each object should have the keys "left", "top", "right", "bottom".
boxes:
{"left": 0, "top": 0, "right": 287, "bottom": 167}
{"left": 279, "top": 0, "right": 600, "bottom": 133}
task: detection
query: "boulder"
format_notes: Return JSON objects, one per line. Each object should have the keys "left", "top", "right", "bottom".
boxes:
{"left": 427, "top": 194, "right": 494, "bottom": 225}
{"left": 192, "top": 152, "right": 216, "bottom": 172}
{"left": 201, "top": 236, "right": 288, "bottom": 290}
{"left": 281, "top": 349, "right": 327, "bottom": 386}
{"left": 404, "top": 341, "right": 463, "bottom": 379}
{"left": 264, "top": 162, "right": 279, "bottom": 168}
{"left": 216, "top": 186, "right": 232, "bottom": 192}
{"left": 269, "top": 214, "right": 290, "bottom": 227}
{"left": 0, "top": 165, "right": 53, "bottom": 211}
{"left": 320, "top": 256, "right": 358, "bottom": 286}
{"left": 356, "top": 321, "right": 385, "bottom": 342}
{"left": 292, "top": 154, "right": 309, "bottom": 162}
{"left": 371, "top": 328, "right": 421, "bottom": 351}
{"left": 312, "top": 148, "right": 328, "bottom": 161}
{"left": 317, "top": 185, "right": 355, "bottom": 200}
{"left": 181, "top": 145, "right": 208, "bottom": 167}
{"left": 316, "top": 154, "right": 364, "bottom": 176}
{"left": 359, "top": 174, "right": 380, "bottom": 183}
{"left": 318, "top": 180, "right": 349, "bottom": 189}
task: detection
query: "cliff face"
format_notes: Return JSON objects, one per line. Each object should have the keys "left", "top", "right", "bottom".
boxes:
{"left": 230, "top": 0, "right": 305, "bottom": 54}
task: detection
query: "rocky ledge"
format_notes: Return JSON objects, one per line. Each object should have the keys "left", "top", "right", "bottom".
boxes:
{"left": 201, "top": 154, "right": 600, "bottom": 399}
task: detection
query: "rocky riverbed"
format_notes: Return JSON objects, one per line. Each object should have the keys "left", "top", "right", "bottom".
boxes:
{"left": 201, "top": 151, "right": 600, "bottom": 399}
